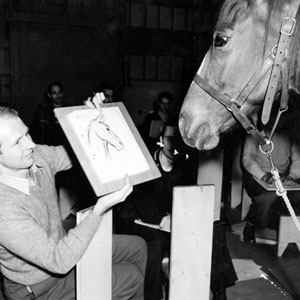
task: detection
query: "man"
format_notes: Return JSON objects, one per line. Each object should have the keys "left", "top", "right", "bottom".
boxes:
{"left": 47, "top": 81, "right": 64, "bottom": 108}
{"left": 140, "top": 91, "right": 174, "bottom": 152}
{"left": 31, "top": 81, "right": 66, "bottom": 145}
{"left": 0, "top": 104, "right": 146, "bottom": 300}
{"left": 242, "top": 127, "right": 300, "bottom": 244}
{"left": 95, "top": 80, "right": 115, "bottom": 103}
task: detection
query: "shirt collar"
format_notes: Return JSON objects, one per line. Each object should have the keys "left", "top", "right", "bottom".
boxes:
{"left": 0, "top": 163, "right": 39, "bottom": 195}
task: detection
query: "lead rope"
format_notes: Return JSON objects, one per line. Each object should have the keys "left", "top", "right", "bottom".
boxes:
{"left": 259, "top": 141, "right": 300, "bottom": 234}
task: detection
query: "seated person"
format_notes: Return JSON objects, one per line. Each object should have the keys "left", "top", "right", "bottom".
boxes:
{"left": 31, "top": 81, "right": 67, "bottom": 146}
{"left": 93, "top": 80, "right": 115, "bottom": 103}
{"left": 140, "top": 91, "right": 175, "bottom": 152}
{"left": 242, "top": 126, "right": 300, "bottom": 244}
{"left": 115, "top": 120, "right": 237, "bottom": 300}
{"left": 31, "top": 81, "right": 81, "bottom": 215}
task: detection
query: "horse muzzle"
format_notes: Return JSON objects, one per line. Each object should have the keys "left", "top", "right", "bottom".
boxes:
{"left": 179, "top": 112, "right": 220, "bottom": 150}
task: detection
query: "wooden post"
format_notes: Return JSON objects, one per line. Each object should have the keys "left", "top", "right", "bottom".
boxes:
{"left": 197, "top": 150, "right": 222, "bottom": 221}
{"left": 76, "top": 209, "right": 112, "bottom": 300}
{"left": 169, "top": 185, "right": 215, "bottom": 300}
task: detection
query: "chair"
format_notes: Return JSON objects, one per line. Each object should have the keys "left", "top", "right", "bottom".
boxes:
{"left": 277, "top": 215, "right": 300, "bottom": 256}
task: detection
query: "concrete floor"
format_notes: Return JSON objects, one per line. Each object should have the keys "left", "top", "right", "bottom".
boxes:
{"left": 225, "top": 222, "right": 300, "bottom": 300}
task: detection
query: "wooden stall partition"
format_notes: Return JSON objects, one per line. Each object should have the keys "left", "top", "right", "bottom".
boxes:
{"left": 197, "top": 150, "right": 223, "bottom": 221}
{"left": 169, "top": 185, "right": 215, "bottom": 300}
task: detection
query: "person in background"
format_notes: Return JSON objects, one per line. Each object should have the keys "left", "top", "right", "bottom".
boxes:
{"left": 31, "top": 82, "right": 80, "bottom": 218}
{"left": 242, "top": 123, "right": 300, "bottom": 244}
{"left": 94, "top": 80, "right": 115, "bottom": 103}
{"left": 0, "top": 103, "right": 147, "bottom": 300}
{"left": 115, "top": 120, "right": 237, "bottom": 300}
{"left": 31, "top": 81, "right": 66, "bottom": 146}
{"left": 140, "top": 91, "right": 174, "bottom": 152}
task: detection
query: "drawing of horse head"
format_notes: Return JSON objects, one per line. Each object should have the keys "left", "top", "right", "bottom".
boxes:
{"left": 87, "top": 93, "right": 124, "bottom": 160}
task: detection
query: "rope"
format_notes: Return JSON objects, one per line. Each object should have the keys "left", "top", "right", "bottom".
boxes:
{"left": 262, "top": 148, "right": 300, "bottom": 235}
{"left": 271, "top": 168, "right": 300, "bottom": 233}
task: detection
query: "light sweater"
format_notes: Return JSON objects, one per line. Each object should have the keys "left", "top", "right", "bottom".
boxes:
{"left": 0, "top": 145, "right": 101, "bottom": 285}
{"left": 242, "top": 132, "right": 300, "bottom": 180}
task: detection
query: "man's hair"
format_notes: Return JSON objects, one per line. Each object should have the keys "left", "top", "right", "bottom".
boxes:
{"left": 158, "top": 91, "right": 173, "bottom": 103}
{"left": 0, "top": 106, "right": 19, "bottom": 152}
{"left": 47, "top": 81, "right": 64, "bottom": 94}
{"left": 0, "top": 106, "right": 19, "bottom": 119}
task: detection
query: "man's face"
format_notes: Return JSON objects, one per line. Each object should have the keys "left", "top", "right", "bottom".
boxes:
{"left": 0, "top": 117, "right": 36, "bottom": 177}
{"left": 103, "top": 88, "right": 114, "bottom": 103}
{"left": 48, "top": 85, "right": 64, "bottom": 107}
{"left": 158, "top": 97, "right": 171, "bottom": 113}
{"left": 161, "top": 126, "right": 181, "bottom": 160}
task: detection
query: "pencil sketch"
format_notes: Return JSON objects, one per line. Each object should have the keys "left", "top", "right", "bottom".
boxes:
{"left": 87, "top": 105, "right": 124, "bottom": 160}
{"left": 66, "top": 106, "right": 150, "bottom": 184}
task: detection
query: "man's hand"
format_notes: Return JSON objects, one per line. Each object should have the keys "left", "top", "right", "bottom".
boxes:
{"left": 84, "top": 92, "right": 105, "bottom": 110}
{"left": 159, "top": 214, "right": 171, "bottom": 232}
{"left": 93, "top": 175, "right": 133, "bottom": 216}
{"left": 281, "top": 175, "right": 296, "bottom": 186}
{"left": 261, "top": 173, "right": 273, "bottom": 184}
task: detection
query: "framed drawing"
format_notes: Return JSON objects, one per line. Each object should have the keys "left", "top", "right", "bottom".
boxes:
{"left": 54, "top": 102, "right": 161, "bottom": 196}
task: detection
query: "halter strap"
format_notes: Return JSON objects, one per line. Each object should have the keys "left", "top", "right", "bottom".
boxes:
{"left": 193, "top": 54, "right": 275, "bottom": 145}
{"left": 262, "top": 16, "right": 296, "bottom": 124}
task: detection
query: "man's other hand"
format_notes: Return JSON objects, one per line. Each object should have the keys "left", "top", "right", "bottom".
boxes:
{"left": 93, "top": 175, "right": 132, "bottom": 216}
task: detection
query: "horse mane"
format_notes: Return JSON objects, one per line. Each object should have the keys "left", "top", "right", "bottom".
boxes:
{"left": 216, "top": 0, "right": 249, "bottom": 30}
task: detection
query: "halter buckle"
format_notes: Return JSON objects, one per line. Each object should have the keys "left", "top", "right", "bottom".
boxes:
{"left": 280, "top": 17, "right": 296, "bottom": 36}
{"left": 226, "top": 99, "right": 238, "bottom": 112}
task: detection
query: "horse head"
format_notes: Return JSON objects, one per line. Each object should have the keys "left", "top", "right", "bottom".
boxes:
{"left": 179, "top": 0, "right": 300, "bottom": 150}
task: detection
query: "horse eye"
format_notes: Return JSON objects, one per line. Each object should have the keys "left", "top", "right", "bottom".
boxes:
{"left": 106, "top": 128, "right": 111, "bottom": 131}
{"left": 214, "top": 35, "right": 228, "bottom": 47}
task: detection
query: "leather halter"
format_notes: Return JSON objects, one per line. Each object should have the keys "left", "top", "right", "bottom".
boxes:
{"left": 193, "top": 56, "right": 273, "bottom": 145}
{"left": 192, "top": 2, "right": 300, "bottom": 145}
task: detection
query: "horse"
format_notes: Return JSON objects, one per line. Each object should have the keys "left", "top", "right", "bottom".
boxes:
{"left": 179, "top": 0, "right": 300, "bottom": 151}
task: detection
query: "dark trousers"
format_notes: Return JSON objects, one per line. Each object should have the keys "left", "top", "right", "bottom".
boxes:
{"left": 120, "top": 220, "right": 169, "bottom": 300}
{"left": 3, "top": 235, "right": 146, "bottom": 300}
{"left": 119, "top": 220, "right": 237, "bottom": 300}
{"left": 210, "top": 221, "right": 237, "bottom": 294}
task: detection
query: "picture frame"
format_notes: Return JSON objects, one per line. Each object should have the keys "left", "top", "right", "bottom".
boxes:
{"left": 54, "top": 102, "right": 161, "bottom": 196}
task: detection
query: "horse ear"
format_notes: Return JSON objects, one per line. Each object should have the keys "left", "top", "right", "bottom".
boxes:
{"left": 92, "top": 93, "right": 106, "bottom": 119}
